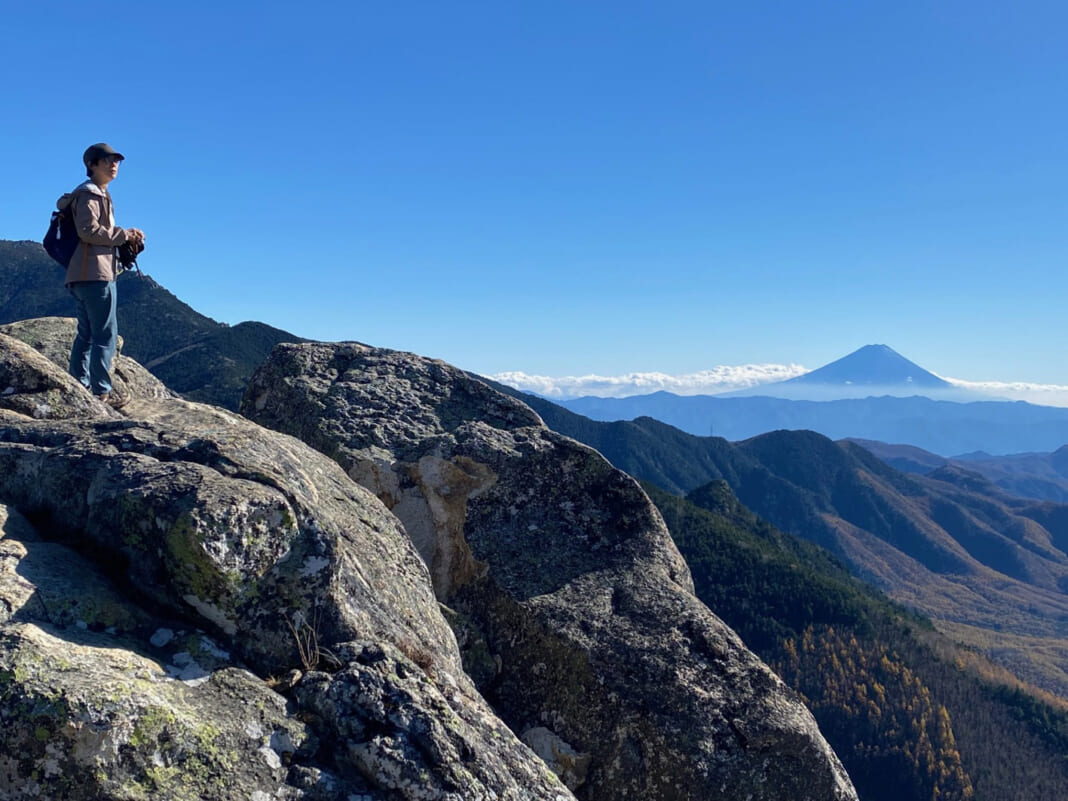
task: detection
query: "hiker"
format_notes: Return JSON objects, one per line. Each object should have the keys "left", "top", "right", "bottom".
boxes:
{"left": 57, "top": 143, "right": 145, "bottom": 407}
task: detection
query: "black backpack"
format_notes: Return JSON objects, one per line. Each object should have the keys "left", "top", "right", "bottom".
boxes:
{"left": 42, "top": 202, "right": 78, "bottom": 268}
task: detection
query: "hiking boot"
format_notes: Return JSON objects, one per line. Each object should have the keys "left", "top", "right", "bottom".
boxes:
{"left": 95, "top": 391, "right": 129, "bottom": 409}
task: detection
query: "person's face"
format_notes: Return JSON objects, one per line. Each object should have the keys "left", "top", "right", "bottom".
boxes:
{"left": 90, "top": 155, "right": 121, "bottom": 183}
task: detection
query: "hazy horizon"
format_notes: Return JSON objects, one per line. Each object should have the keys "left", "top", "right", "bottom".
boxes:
{"left": 494, "top": 359, "right": 1068, "bottom": 407}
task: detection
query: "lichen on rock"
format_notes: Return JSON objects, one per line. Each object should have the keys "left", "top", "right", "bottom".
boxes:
{"left": 0, "top": 332, "right": 112, "bottom": 421}
{"left": 0, "top": 320, "right": 576, "bottom": 801}
{"left": 0, "top": 503, "right": 316, "bottom": 801}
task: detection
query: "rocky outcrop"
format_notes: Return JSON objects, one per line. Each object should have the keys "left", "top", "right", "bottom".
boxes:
{"left": 1, "top": 504, "right": 319, "bottom": 800}
{"left": 243, "top": 342, "right": 859, "bottom": 801}
{"left": 0, "top": 331, "right": 109, "bottom": 421}
{"left": 1, "top": 317, "right": 175, "bottom": 414}
{"left": 0, "top": 319, "right": 573, "bottom": 800}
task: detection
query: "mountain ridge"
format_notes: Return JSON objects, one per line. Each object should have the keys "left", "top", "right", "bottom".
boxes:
{"left": 0, "top": 239, "right": 306, "bottom": 409}
{"left": 492, "top": 382, "right": 1068, "bottom": 695}
{"left": 646, "top": 480, "right": 1068, "bottom": 801}
{"left": 559, "top": 391, "right": 1068, "bottom": 455}
{"left": 486, "top": 377, "right": 1068, "bottom": 797}
{"left": 857, "top": 439, "right": 1068, "bottom": 503}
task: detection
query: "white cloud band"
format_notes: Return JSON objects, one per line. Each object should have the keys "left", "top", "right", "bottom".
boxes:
{"left": 942, "top": 377, "right": 1068, "bottom": 407}
{"left": 492, "top": 364, "right": 809, "bottom": 399}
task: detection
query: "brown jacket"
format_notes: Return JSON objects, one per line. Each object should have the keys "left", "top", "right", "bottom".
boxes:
{"left": 57, "top": 181, "right": 130, "bottom": 285}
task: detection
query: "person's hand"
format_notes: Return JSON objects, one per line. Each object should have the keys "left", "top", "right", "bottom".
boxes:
{"left": 126, "top": 228, "right": 145, "bottom": 245}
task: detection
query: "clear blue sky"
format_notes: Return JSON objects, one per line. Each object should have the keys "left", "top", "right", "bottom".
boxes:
{"left": 3, "top": 1, "right": 1067, "bottom": 385}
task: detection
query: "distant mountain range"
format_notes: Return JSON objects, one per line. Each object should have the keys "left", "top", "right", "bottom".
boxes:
{"left": 7, "top": 237, "right": 1064, "bottom": 457}
{"left": 490, "top": 381, "right": 1068, "bottom": 796}
{"left": 560, "top": 391, "right": 1068, "bottom": 456}
{"left": 856, "top": 439, "right": 1068, "bottom": 503}
{"left": 0, "top": 240, "right": 304, "bottom": 409}
{"left": 491, "top": 382, "right": 1068, "bottom": 697}
{"left": 557, "top": 345, "right": 1068, "bottom": 456}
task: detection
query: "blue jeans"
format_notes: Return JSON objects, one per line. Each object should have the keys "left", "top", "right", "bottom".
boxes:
{"left": 68, "top": 280, "right": 118, "bottom": 395}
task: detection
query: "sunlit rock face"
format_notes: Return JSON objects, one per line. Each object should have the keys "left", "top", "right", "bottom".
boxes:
{"left": 244, "top": 341, "right": 859, "bottom": 801}
{"left": 0, "top": 318, "right": 574, "bottom": 801}
{"left": 0, "top": 317, "right": 174, "bottom": 419}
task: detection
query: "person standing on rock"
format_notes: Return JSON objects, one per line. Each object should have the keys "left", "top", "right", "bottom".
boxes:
{"left": 57, "top": 143, "right": 145, "bottom": 408}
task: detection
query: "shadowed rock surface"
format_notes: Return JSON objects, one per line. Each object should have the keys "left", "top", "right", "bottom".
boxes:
{"left": 1, "top": 503, "right": 321, "bottom": 800}
{"left": 0, "top": 319, "right": 573, "bottom": 801}
{"left": 243, "top": 342, "right": 859, "bottom": 801}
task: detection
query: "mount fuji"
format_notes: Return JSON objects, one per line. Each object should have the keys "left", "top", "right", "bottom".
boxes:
{"left": 721, "top": 344, "right": 974, "bottom": 401}
{"left": 557, "top": 346, "right": 1068, "bottom": 455}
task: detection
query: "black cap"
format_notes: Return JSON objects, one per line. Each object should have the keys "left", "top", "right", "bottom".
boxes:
{"left": 82, "top": 143, "right": 125, "bottom": 166}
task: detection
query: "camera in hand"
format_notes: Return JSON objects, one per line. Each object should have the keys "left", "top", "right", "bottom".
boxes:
{"left": 117, "top": 238, "right": 145, "bottom": 272}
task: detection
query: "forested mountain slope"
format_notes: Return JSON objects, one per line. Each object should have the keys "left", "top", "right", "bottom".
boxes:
{"left": 649, "top": 481, "right": 1068, "bottom": 801}
{"left": 496, "top": 384, "right": 1068, "bottom": 698}
{"left": 0, "top": 240, "right": 304, "bottom": 408}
